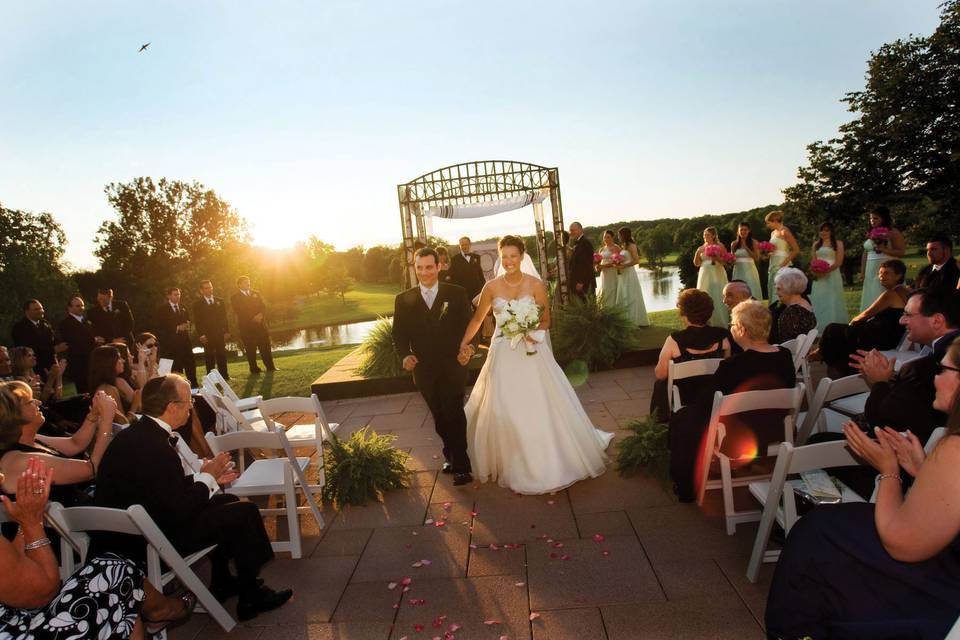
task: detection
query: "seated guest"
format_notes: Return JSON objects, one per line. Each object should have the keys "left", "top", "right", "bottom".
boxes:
{"left": 0, "top": 457, "right": 194, "bottom": 638}
{"left": 770, "top": 267, "right": 817, "bottom": 343}
{"left": 0, "top": 347, "right": 11, "bottom": 382}
{"left": 669, "top": 300, "right": 796, "bottom": 502}
{"left": 10, "top": 346, "right": 63, "bottom": 405}
{"left": 650, "top": 289, "right": 731, "bottom": 420}
{"left": 131, "top": 332, "right": 160, "bottom": 388}
{"left": 0, "top": 382, "right": 117, "bottom": 506}
{"left": 89, "top": 345, "right": 135, "bottom": 424}
{"left": 94, "top": 375, "right": 293, "bottom": 621}
{"left": 852, "top": 288, "right": 960, "bottom": 441}
{"left": 914, "top": 234, "right": 959, "bottom": 294}
{"left": 722, "top": 280, "right": 756, "bottom": 355}
{"left": 766, "top": 337, "right": 960, "bottom": 640}
{"left": 819, "top": 259, "right": 910, "bottom": 378}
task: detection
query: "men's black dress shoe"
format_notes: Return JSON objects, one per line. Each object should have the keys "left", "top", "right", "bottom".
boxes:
{"left": 210, "top": 577, "right": 264, "bottom": 602}
{"left": 453, "top": 472, "right": 473, "bottom": 486}
{"left": 266, "top": 367, "right": 279, "bottom": 372}
{"left": 237, "top": 585, "right": 293, "bottom": 621}
{"left": 441, "top": 462, "right": 454, "bottom": 474}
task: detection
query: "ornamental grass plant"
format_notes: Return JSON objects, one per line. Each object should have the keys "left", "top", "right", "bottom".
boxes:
{"left": 322, "top": 427, "right": 410, "bottom": 507}
{"left": 354, "top": 317, "right": 405, "bottom": 379}
{"left": 551, "top": 296, "right": 640, "bottom": 370}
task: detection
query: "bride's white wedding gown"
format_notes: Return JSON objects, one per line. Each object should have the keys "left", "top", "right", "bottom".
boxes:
{"left": 464, "top": 295, "right": 615, "bottom": 494}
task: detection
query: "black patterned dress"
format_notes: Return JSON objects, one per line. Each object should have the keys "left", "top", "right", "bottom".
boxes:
{"left": 0, "top": 554, "right": 144, "bottom": 639}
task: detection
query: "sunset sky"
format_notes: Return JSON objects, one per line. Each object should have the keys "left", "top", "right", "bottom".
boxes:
{"left": 0, "top": 1, "right": 943, "bottom": 270}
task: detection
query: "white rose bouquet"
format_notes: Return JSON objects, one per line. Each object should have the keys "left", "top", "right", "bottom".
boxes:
{"left": 494, "top": 298, "right": 545, "bottom": 355}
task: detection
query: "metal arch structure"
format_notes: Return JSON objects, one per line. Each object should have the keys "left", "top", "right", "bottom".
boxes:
{"left": 397, "top": 160, "right": 569, "bottom": 302}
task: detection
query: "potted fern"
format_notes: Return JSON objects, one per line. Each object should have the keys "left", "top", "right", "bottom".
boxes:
{"left": 323, "top": 428, "right": 410, "bottom": 507}
{"left": 615, "top": 414, "right": 670, "bottom": 488}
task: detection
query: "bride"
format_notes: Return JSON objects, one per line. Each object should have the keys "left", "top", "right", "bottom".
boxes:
{"left": 458, "top": 235, "right": 614, "bottom": 494}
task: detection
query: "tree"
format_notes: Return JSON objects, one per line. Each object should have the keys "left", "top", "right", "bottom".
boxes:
{"left": 0, "top": 205, "right": 76, "bottom": 338}
{"left": 637, "top": 224, "right": 674, "bottom": 269}
{"left": 362, "top": 245, "right": 397, "bottom": 284}
{"left": 317, "top": 262, "right": 355, "bottom": 302}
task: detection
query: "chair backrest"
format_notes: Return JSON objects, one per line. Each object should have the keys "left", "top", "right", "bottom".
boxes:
{"left": 795, "top": 328, "right": 818, "bottom": 364}
{"left": 205, "top": 369, "right": 240, "bottom": 403}
{"left": 199, "top": 387, "right": 236, "bottom": 434}
{"left": 770, "top": 440, "right": 861, "bottom": 532}
{"left": 667, "top": 358, "right": 724, "bottom": 413}
{"left": 205, "top": 428, "right": 283, "bottom": 456}
{"left": 202, "top": 381, "right": 261, "bottom": 431}
{"left": 258, "top": 394, "right": 336, "bottom": 442}
{"left": 779, "top": 337, "right": 799, "bottom": 358}
{"left": 796, "top": 374, "right": 870, "bottom": 444}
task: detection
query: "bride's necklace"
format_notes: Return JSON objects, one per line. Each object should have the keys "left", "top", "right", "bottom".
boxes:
{"left": 503, "top": 272, "right": 523, "bottom": 287}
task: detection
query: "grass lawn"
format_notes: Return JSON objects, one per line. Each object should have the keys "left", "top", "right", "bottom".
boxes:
{"left": 271, "top": 283, "right": 400, "bottom": 331}
{"left": 220, "top": 345, "right": 356, "bottom": 399}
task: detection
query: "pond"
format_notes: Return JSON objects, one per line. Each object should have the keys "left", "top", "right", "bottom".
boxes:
{"left": 262, "top": 266, "right": 684, "bottom": 351}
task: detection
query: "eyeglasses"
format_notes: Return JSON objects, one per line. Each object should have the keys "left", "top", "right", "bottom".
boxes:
{"left": 935, "top": 363, "right": 960, "bottom": 375}
{"left": 171, "top": 398, "right": 195, "bottom": 406}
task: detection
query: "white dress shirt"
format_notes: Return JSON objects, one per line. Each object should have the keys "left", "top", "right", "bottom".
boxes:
{"left": 419, "top": 282, "right": 439, "bottom": 309}
{"left": 150, "top": 416, "right": 220, "bottom": 496}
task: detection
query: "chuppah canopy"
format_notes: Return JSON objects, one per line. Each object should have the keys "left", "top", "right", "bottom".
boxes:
{"left": 397, "top": 160, "right": 569, "bottom": 303}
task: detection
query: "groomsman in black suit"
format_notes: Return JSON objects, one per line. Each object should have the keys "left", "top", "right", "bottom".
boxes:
{"left": 11, "top": 299, "right": 66, "bottom": 380}
{"left": 58, "top": 296, "right": 99, "bottom": 393}
{"left": 393, "top": 248, "right": 474, "bottom": 484}
{"left": 231, "top": 276, "right": 276, "bottom": 374}
{"left": 448, "top": 236, "right": 486, "bottom": 303}
{"left": 194, "top": 279, "right": 231, "bottom": 380}
{"left": 156, "top": 287, "right": 198, "bottom": 387}
{"left": 94, "top": 375, "right": 293, "bottom": 621}
{"left": 568, "top": 221, "right": 597, "bottom": 299}
{"left": 914, "top": 235, "right": 960, "bottom": 295}
{"left": 87, "top": 288, "right": 136, "bottom": 346}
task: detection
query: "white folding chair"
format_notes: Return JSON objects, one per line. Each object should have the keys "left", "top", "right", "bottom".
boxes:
{"left": 697, "top": 385, "right": 805, "bottom": 535}
{"left": 745, "top": 440, "right": 864, "bottom": 582}
{"left": 205, "top": 429, "right": 324, "bottom": 557}
{"left": 44, "top": 502, "right": 235, "bottom": 633}
{"left": 204, "top": 369, "right": 259, "bottom": 411}
{"left": 258, "top": 394, "right": 339, "bottom": 491}
{"left": 202, "top": 379, "right": 266, "bottom": 432}
{"left": 795, "top": 374, "right": 870, "bottom": 444}
{"left": 667, "top": 358, "right": 724, "bottom": 414}
{"left": 795, "top": 329, "right": 818, "bottom": 404}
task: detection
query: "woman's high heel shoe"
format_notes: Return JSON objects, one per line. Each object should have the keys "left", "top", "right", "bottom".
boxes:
{"left": 143, "top": 590, "right": 197, "bottom": 636}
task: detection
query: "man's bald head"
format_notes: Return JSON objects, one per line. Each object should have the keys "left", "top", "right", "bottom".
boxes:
{"left": 722, "top": 281, "right": 752, "bottom": 310}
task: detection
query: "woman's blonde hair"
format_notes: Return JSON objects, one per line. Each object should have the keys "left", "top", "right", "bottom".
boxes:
{"left": 703, "top": 227, "right": 718, "bottom": 242}
{"left": 764, "top": 210, "right": 785, "bottom": 224}
{"left": 731, "top": 300, "right": 772, "bottom": 342}
{"left": 0, "top": 381, "right": 32, "bottom": 449}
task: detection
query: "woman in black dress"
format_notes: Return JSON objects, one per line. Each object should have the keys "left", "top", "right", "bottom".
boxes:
{"left": 650, "top": 289, "right": 731, "bottom": 420}
{"left": 668, "top": 300, "right": 796, "bottom": 501}
{"left": 766, "top": 336, "right": 960, "bottom": 639}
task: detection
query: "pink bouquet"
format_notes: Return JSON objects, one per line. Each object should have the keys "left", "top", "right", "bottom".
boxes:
{"left": 593, "top": 252, "right": 602, "bottom": 264}
{"left": 757, "top": 240, "right": 776, "bottom": 255}
{"left": 867, "top": 227, "right": 890, "bottom": 242}
{"left": 721, "top": 251, "right": 736, "bottom": 266}
{"left": 704, "top": 244, "right": 725, "bottom": 259}
{"left": 810, "top": 259, "right": 832, "bottom": 275}
{"left": 611, "top": 254, "right": 624, "bottom": 265}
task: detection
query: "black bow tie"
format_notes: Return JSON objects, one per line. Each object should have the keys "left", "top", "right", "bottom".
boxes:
{"left": 168, "top": 434, "right": 179, "bottom": 448}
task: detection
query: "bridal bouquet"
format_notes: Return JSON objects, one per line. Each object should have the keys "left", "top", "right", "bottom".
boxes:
{"left": 495, "top": 298, "right": 545, "bottom": 356}
{"left": 810, "top": 258, "right": 832, "bottom": 276}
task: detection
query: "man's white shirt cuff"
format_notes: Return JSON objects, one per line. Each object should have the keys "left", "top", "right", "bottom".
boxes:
{"left": 195, "top": 472, "right": 220, "bottom": 496}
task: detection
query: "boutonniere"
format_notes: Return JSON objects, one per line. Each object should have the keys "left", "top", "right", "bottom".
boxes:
{"left": 439, "top": 301, "right": 450, "bottom": 319}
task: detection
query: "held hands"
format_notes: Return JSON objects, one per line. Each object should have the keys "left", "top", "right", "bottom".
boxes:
{"left": 0, "top": 458, "right": 53, "bottom": 529}
{"left": 843, "top": 421, "right": 899, "bottom": 475}
{"left": 457, "top": 344, "right": 475, "bottom": 366}
{"left": 201, "top": 452, "right": 239, "bottom": 485}
{"left": 849, "top": 349, "right": 895, "bottom": 385}
{"left": 402, "top": 355, "right": 419, "bottom": 372}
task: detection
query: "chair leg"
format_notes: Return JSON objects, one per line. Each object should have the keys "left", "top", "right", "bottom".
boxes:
{"left": 284, "top": 471, "right": 302, "bottom": 559}
{"left": 720, "top": 456, "right": 737, "bottom": 536}
{"left": 747, "top": 485, "right": 784, "bottom": 583}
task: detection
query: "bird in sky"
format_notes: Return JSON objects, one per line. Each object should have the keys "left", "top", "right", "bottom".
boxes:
{"left": 138, "top": 42, "right": 150, "bottom": 53}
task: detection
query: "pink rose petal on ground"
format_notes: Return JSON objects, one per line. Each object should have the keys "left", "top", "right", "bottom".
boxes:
{"left": 393, "top": 604, "right": 401, "bottom": 609}
{"left": 546, "top": 500, "right": 555, "bottom": 505}
{"left": 388, "top": 582, "right": 398, "bottom": 590}
{"left": 470, "top": 511, "right": 478, "bottom": 517}
{"left": 499, "top": 636, "right": 510, "bottom": 640}
{"left": 442, "top": 502, "right": 452, "bottom": 510}
{"left": 549, "top": 552, "right": 558, "bottom": 559}
{"left": 489, "top": 543, "right": 499, "bottom": 551}
{"left": 432, "top": 455, "right": 440, "bottom": 459}
{"left": 424, "top": 519, "right": 434, "bottom": 525}
{"left": 448, "top": 623, "right": 462, "bottom": 632}
{"left": 551, "top": 542, "right": 564, "bottom": 548}
{"left": 414, "top": 624, "right": 425, "bottom": 631}
{"left": 434, "top": 520, "right": 446, "bottom": 527}
{"left": 560, "top": 554, "right": 571, "bottom": 560}
{"left": 403, "top": 586, "right": 411, "bottom": 592}
{"left": 592, "top": 533, "right": 606, "bottom": 543}
{"left": 412, "top": 561, "right": 423, "bottom": 568}
{"left": 469, "top": 544, "right": 478, "bottom": 549}
{"left": 412, "top": 531, "right": 419, "bottom": 536}
{"left": 529, "top": 612, "right": 541, "bottom": 621}
{"left": 602, "top": 550, "right": 610, "bottom": 556}
{"left": 401, "top": 577, "right": 413, "bottom": 585}
{"left": 421, "top": 559, "right": 432, "bottom": 565}
{"left": 483, "top": 620, "right": 502, "bottom": 625}
{"left": 514, "top": 581, "right": 525, "bottom": 587}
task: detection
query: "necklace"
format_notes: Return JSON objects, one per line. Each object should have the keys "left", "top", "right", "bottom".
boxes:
{"left": 503, "top": 272, "right": 523, "bottom": 287}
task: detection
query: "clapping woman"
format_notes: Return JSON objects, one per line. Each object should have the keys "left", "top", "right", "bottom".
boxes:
{"left": 693, "top": 227, "right": 729, "bottom": 327}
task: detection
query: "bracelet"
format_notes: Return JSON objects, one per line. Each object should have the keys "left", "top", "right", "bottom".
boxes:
{"left": 877, "top": 473, "right": 902, "bottom": 484}
{"left": 24, "top": 537, "right": 51, "bottom": 551}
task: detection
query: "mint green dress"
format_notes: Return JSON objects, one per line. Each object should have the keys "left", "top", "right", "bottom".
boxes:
{"left": 860, "top": 240, "right": 886, "bottom": 313}
{"left": 732, "top": 248, "right": 762, "bottom": 300}
{"left": 767, "top": 236, "right": 792, "bottom": 302}
{"left": 810, "top": 246, "right": 848, "bottom": 332}
{"left": 597, "top": 246, "right": 619, "bottom": 305}
{"left": 697, "top": 248, "right": 729, "bottom": 328}
{"left": 612, "top": 250, "right": 649, "bottom": 326}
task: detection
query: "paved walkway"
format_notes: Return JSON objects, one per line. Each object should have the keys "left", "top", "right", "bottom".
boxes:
{"left": 171, "top": 365, "right": 776, "bottom": 639}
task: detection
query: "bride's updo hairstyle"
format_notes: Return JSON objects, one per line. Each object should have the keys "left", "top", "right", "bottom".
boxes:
{"left": 498, "top": 235, "right": 525, "bottom": 254}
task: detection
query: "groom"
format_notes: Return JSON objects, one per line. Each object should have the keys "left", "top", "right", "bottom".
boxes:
{"left": 393, "top": 247, "right": 474, "bottom": 485}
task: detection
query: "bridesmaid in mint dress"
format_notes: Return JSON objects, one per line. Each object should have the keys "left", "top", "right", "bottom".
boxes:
{"left": 596, "top": 229, "right": 621, "bottom": 306}
{"left": 809, "top": 222, "right": 849, "bottom": 332}
{"left": 694, "top": 227, "right": 729, "bottom": 327}
{"left": 613, "top": 227, "right": 650, "bottom": 326}
{"left": 859, "top": 206, "right": 906, "bottom": 313}
{"left": 730, "top": 221, "right": 762, "bottom": 299}
{"left": 764, "top": 210, "right": 800, "bottom": 302}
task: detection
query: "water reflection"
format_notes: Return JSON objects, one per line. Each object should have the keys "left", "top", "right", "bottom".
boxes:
{"left": 595, "top": 266, "right": 682, "bottom": 312}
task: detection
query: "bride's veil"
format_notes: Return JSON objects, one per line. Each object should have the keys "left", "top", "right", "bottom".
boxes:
{"left": 495, "top": 252, "right": 540, "bottom": 280}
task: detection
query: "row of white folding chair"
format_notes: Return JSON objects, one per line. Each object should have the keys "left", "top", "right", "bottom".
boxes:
{"left": 205, "top": 369, "right": 259, "bottom": 412}
{"left": 44, "top": 501, "right": 236, "bottom": 634}
{"left": 780, "top": 328, "right": 817, "bottom": 405}
{"left": 667, "top": 357, "right": 724, "bottom": 414}
{"left": 205, "top": 427, "right": 325, "bottom": 556}
{"left": 795, "top": 374, "right": 870, "bottom": 445}
{"left": 201, "top": 382, "right": 267, "bottom": 433}
{"left": 697, "top": 384, "right": 805, "bottom": 535}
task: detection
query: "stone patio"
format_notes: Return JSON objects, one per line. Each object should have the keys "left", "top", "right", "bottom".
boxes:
{"left": 170, "top": 365, "right": 777, "bottom": 640}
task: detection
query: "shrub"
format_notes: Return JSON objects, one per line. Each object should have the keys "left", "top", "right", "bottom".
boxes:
{"left": 355, "top": 317, "right": 405, "bottom": 378}
{"left": 551, "top": 296, "right": 640, "bottom": 369}
{"left": 615, "top": 414, "right": 670, "bottom": 487}
{"left": 322, "top": 428, "right": 410, "bottom": 507}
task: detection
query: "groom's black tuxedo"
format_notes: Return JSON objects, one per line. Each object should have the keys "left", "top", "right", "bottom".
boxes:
{"left": 393, "top": 283, "right": 473, "bottom": 474}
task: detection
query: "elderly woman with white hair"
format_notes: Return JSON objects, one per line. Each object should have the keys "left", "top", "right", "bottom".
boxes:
{"left": 772, "top": 267, "right": 817, "bottom": 343}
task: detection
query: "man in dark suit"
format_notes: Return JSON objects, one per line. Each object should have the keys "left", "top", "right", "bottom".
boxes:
{"left": 87, "top": 288, "right": 135, "bottom": 346}
{"left": 58, "top": 295, "right": 98, "bottom": 393}
{"left": 568, "top": 221, "right": 596, "bottom": 299}
{"left": 95, "top": 375, "right": 292, "bottom": 621}
{"left": 194, "top": 279, "right": 231, "bottom": 380}
{"left": 156, "top": 287, "right": 198, "bottom": 387}
{"left": 230, "top": 276, "right": 276, "bottom": 374}
{"left": 914, "top": 235, "right": 960, "bottom": 295}
{"left": 392, "top": 247, "right": 474, "bottom": 485}
{"left": 854, "top": 288, "right": 960, "bottom": 442}
{"left": 447, "top": 236, "right": 486, "bottom": 303}
{"left": 11, "top": 298, "right": 66, "bottom": 380}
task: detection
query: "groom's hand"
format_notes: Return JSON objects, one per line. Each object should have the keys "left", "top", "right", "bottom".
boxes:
{"left": 402, "top": 355, "right": 418, "bottom": 371}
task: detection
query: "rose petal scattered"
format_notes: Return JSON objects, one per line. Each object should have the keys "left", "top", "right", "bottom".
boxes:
{"left": 424, "top": 519, "right": 434, "bottom": 525}
{"left": 434, "top": 520, "right": 446, "bottom": 527}
{"left": 388, "top": 582, "right": 398, "bottom": 590}
{"left": 403, "top": 586, "right": 410, "bottom": 592}
{"left": 401, "top": 577, "right": 413, "bottom": 586}
{"left": 549, "top": 552, "right": 558, "bottom": 559}
{"left": 412, "top": 561, "right": 423, "bottom": 568}
{"left": 421, "top": 559, "right": 432, "bottom": 565}
{"left": 393, "top": 604, "right": 400, "bottom": 609}
{"left": 414, "top": 624, "right": 425, "bottom": 631}
{"left": 514, "top": 581, "right": 525, "bottom": 587}
{"left": 551, "top": 542, "right": 564, "bottom": 548}
{"left": 483, "top": 620, "right": 502, "bottom": 625}
{"left": 592, "top": 533, "right": 606, "bottom": 543}
{"left": 448, "top": 623, "right": 462, "bottom": 632}
{"left": 470, "top": 511, "right": 478, "bottom": 517}
{"left": 602, "top": 550, "right": 610, "bottom": 556}
{"left": 442, "top": 502, "right": 452, "bottom": 510}
{"left": 529, "top": 612, "right": 541, "bottom": 621}
{"left": 560, "top": 554, "right": 571, "bottom": 560}
{"left": 431, "top": 455, "right": 440, "bottom": 459}
{"left": 546, "top": 500, "right": 555, "bottom": 505}
{"left": 499, "top": 636, "right": 510, "bottom": 640}
{"left": 469, "top": 544, "right": 478, "bottom": 549}
{"left": 489, "top": 543, "right": 499, "bottom": 551}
